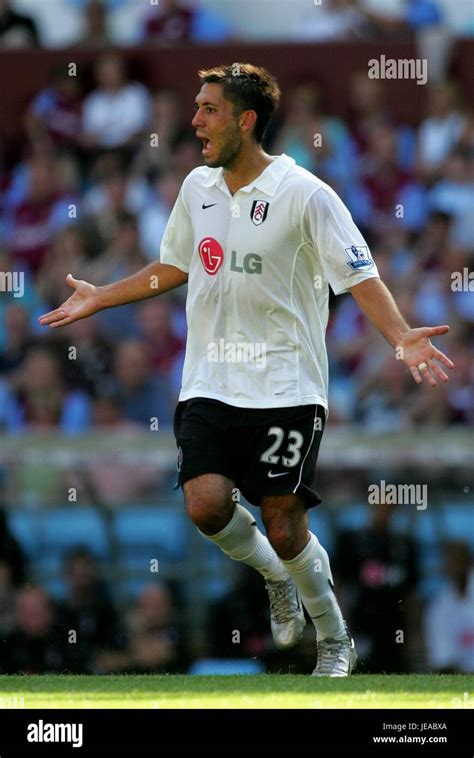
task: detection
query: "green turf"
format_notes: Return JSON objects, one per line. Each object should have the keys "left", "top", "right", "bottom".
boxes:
{"left": 0, "top": 674, "right": 472, "bottom": 709}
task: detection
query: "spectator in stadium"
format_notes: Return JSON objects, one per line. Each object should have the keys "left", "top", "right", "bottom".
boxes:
{"left": 58, "top": 314, "right": 114, "bottom": 399}
{"left": 138, "top": 170, "right": 181, "bottom": 260}
{"left": 360, "top": 0, "right": 442, "bottom": 39}
{"left": 409, "top": 210, "right": 453, "bottom": 274}
{"left": 3, "top": 345, "right": 92, "bottom": 433}
{"left": 428, "top": 147, "right": 474, "bottom": 249}
{"left": 3, "top": 156, "right": 61, "bottom": 275}
{"left": 142, "top": 0, "right": 231, "bottom": 45}
{"left": 346, "top": 123, "right": 426, "bottom": 233}
{"left": 0, "top": 558, "right": 16, "bottom": 636}
{"left": 348, "top": 71, "right": 416, "bottom": 171}
{"left": 36, "top": 225, "right": 88, "bottom": 313}
{"left": 333, "top": 501, "right": 420, "bottom": 673}
{"left": 56, "top": 547, "right": 126, "bottom": 673}
{"left": 355, "top": 349, "right": 450, "bottom": 428}
{"left": 295, "top": 0, "right": 369, "bottom": 42}
{"left": 132, "top": 90, "right": 185, "bottom": 183}
{"left": 85, "top": 211, "right": 147, "bottom": 286}
{"left": 108, "top": 339, "right": 173, "bottom": 427}
{"left": 0, "top": 507, "right": 27, "bottom": 586}
{"left": 0, "top": 250, "right": 44, "bottom": 360}
{"left": 0, "top": 507, "right": 26, "bottom": 640}
{"left": 457, "top": 107, "right": 474, "bottom": 152}
{"left": 91, "top": 389, "right": 131, "bottom": 428}
{"left": 0, "top": 303, "right": 33, "bottom": 376}
{"left": 417, "top": 81, "right": 466, "bottom": 182}
{"left": 168, "top": 135, "right": 202, "bottom": 177}
{"left": 83, "top": 165, "right": 148, "bottom": 248}
{"left": 444, "top": 333, "right": 474, "bottom": 425}
{"left": 208, "top": 564, "right": 273, "bottom": 661}
{"left": 124, "top": 583, "right": 188, "bottom": 673}
{"left": 273, "top": 83, "right": 355, "bottom": 195}
{"left": 451, "top": 253, "right": 474, "bottom": 328}
{"left": 0, "top": 586, "right": 66, "bottom": 674}
{"left": 83, "top": 212, "right": 150, "bottom": 341}
{"left": 75, "top": 0, "right": 111, "bottom": 47}
{"left": 142, "top": 0, "right": 194, "bottom": 44}
{"left": 424, "top": 540, "right": 474, "bottom": 672}
{"left": 136, "top": 298, "right": 185, "bottom": 378}
{"left": 0, "top": 0, "right": 39, "bottom": 48}
{"left": 82, "top": 52, "right": 150, "bottom": 151}
{"left": 25, "top": 62, "right": 84, "bottom": 153}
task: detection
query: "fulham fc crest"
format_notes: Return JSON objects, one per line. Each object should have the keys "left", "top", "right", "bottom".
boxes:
{"left": 251, "top": 200, "right": 269, "bottom": 226}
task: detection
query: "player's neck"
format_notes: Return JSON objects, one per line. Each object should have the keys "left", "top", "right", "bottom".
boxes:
{"left": 222, "top": 145, "right": 274, "bottom": 196}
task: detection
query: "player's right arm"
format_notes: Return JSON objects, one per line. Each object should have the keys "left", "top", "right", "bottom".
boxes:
{"left": 38, "top": 262, "right": 188, "bottom": 329}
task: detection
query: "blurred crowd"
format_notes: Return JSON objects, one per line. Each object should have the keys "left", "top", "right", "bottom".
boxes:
{"left": 1, "top": 48, "right": 473, "bottom": 435}
{"left": 1, "top": 505, "right": 473, "bottom": 674}
{"left": 0, "top": 510, "right": 190, "bottom": 674}
{"left": 1, "top": 0, "right": 474, "bottom": 49}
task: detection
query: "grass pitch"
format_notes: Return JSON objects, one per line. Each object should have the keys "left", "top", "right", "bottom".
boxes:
{"left": 0, "top": 674, "right": 472, "bottom": 709}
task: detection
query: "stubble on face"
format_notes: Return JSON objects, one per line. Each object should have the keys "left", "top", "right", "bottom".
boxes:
{"left": 205, "top": 118, "right": 243, "bottom": 169}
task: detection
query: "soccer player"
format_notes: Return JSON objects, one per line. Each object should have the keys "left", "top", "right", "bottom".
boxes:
{"left": 39, "top": 63, "right": 454, "bottom": 676}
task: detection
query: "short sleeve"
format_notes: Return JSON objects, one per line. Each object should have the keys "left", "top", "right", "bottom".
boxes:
{"left": 159, "top": 188, "right": 193, "bottom": 273}
{"left": 303, "top": 185, "right": 379, "bottom": 295}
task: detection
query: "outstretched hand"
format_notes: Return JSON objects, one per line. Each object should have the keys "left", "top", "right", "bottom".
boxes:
{"left": 398, "top": 325, "right": 454, "bottom": 386}
{"left": 38, "top": 274, "right": 100, "bottom": 329}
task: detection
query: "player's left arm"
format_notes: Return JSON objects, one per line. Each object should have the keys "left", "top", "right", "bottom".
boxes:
{"left": 349, "top": 278, "right": 454, "bottom": 386}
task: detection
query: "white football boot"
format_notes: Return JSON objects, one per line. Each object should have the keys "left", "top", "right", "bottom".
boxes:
{"left": 265, "top": 577, "right": 306, "bottom": 650}
{"left": 312, "top": 624, "right": 358, "bottom": 677}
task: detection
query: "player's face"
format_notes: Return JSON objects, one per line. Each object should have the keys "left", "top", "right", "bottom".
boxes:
{"left": 192, "top": 83, "right": 243, "bottom": 169}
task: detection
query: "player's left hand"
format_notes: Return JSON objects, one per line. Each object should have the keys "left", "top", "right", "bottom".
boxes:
{"left": 398, "top": 325, "right": 454, "bottom": 386}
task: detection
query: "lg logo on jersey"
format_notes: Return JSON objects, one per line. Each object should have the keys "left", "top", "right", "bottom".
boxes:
{"left": 198, "top": 238, "right": 262, "bottom": 275}
{"left": 198, "top": 237, "right": 224, "bottom": 275}
{"left": 230, "top": 250, "right": 262, "bottom": 274}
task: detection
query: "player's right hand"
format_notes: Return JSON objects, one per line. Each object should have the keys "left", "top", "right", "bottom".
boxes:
{"left": 38, "top": 274, "right": 100, "bottom": 328}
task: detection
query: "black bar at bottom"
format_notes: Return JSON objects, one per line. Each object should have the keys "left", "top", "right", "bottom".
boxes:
{"left": 0, "top": 709, "right": 471, "bottom": 755}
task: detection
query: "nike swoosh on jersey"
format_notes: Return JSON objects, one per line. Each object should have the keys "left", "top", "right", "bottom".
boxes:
{"left": 267, "top": 471, "right": 291, "bottom": 478}
{"left": 202, "top": 203, "right": 217, "bottom": 209}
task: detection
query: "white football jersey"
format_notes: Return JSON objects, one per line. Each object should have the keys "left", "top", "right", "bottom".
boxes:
{"left": 160, "top": 154, "right": 379, "bottom": 410}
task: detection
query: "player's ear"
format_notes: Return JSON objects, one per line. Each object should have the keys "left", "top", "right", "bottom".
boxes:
{"left": 239, "top": 110, "right": 257, "bottom": 135}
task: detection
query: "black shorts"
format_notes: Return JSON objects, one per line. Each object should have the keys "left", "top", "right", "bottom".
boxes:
{"left": 172, "top": 397, "right": 326, "bottom": 509}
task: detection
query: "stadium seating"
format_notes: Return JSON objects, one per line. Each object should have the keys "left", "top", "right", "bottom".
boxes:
{"left": 439, "top": 502, "right": 474, "bottom": 548}
{"left": 112, "top": 505, "right": 189, "bottom": 596}
{"left": 7, "top": 500, "right": 473, "bottom": 607}
{"left": 113, "top": 505, "right": 188, "bottom": 560}
{"left": 38, "top": 506, "right": 110, "bottom": 558}
{"left": 8, "top": 508, "right": 40, "bottom": 560}
{"left": 308, "top": 510, "right": 334, "bottom": 553}
{"left": 333, "top": 503, "right": 369, "bottom": 532}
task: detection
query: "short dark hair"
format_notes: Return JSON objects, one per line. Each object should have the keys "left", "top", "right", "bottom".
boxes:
{"left": 198, "top": 63, "right": 280, "bottom": 144}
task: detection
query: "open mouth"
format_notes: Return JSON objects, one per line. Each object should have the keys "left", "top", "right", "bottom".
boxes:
{"left": 201, "top": 137, "right": 212, "bottom": 155}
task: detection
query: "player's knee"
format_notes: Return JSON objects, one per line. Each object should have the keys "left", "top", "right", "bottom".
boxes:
{"left": 266, "top": 520, "right": 300, "bottom": 559}
{"left": 184, "top": 493, "right": 230, "bottom": 534}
